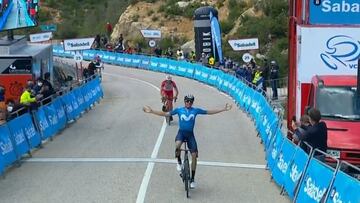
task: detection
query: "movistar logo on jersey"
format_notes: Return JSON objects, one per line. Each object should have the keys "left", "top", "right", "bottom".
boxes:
{"left": 180, "top": 114, "right": 195, "bottom": 121}
{"left": 310, "top": 0, "right": 360, "bottom": 24}
{"left": 320, "top": 35, "right": 360, "bottom": 70}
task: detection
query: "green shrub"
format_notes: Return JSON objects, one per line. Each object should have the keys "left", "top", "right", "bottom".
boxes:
{"left": 132, "top": 14, "right": 140, "bottom": 22}
{"left": 220, "top": 20, "right": 233, "bottom": 35}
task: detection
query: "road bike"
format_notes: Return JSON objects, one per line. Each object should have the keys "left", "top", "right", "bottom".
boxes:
{"left": 179, "top": 141, "right": 191, "bottom": 198}
{"left": 162, "top": 96, "right": 174, "bottom": 125}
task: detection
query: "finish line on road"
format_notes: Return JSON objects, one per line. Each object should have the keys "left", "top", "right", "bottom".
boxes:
{"left": 25, "top": 157, "right": 266, "bottom": 169}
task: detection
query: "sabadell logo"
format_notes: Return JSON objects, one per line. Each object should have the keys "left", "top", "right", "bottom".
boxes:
{"left": 321, "top": 0, "right": 360, "bottom": 13}
{"left": 67, "top": 42, "right": 90, "bottom": 47}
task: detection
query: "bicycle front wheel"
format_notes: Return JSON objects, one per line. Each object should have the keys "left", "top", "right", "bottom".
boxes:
{"left": 183, "top": 159, "right": 190, "bottom": 198}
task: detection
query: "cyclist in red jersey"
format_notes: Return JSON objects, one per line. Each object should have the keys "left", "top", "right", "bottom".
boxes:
{"left": 161, "top": 75, "right": 179, "bottom": 120}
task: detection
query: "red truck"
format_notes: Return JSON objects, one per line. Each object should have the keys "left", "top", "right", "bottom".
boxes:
{"left": 305, "top": 75, "right": 360, "bottom": 165}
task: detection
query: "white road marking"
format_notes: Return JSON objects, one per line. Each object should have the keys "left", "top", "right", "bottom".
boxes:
{"left": 136, "top": 119, "right": 167, "bottom": 203}
{"left": 25, "top": 157, "right": 266, "bottom": 169}
{"left": 103, "top": 72, "right": 166, "bottom": 203}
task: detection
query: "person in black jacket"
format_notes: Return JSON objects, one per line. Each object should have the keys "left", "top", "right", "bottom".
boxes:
{"left": 270, "top": 60, "right": 279, "bottom": 100}
{"left": 293, "top": 108, "right": 328, "bottom": 161}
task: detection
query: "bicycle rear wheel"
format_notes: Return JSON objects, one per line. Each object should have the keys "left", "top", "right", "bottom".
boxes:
{"left": 183, "top": 159, "right": 190, "bottom": 198}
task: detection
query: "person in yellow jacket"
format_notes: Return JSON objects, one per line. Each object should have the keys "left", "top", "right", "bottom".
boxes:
{"left": 20, "top": 80, "right": 42, "bottom": 109}
{"left": 208, "top": 56, "right": 215, "bottom": 66}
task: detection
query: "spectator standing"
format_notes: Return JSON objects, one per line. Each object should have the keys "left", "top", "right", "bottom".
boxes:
{"left": 293, "top": 108, "right": 328, "bottom": 160}
{"left": 165, "top": 47, "right": 173, "bottom": 58}
{"left": 261, "top": 59, "right": 270, "bottom": 92}
{"left": 190, "top": 51, "right": 196, "bottom": 62}
{"left": 270, "top": 60, "right": 279, "bottom": 100}
{"left": 208, "top": 55, "right": 215, "bottom": 67}
{"left": 42, "top": 72, "right": 55, "bottom": 104}
{"left": 106, "top": 22, "right": 113, "bottom": 39}
{"left": 115, "top": 34, "right": 124, "bottom": 52}
{"left": 200, "top": 53, "right": 207, "bottom": 66}
{"left": 154, "top": 46, "right": 162, "bottom": 57}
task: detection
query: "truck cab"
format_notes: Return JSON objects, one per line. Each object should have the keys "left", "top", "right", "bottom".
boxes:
{"left": 307, "top": 75, "right": 360, "bottom": 166}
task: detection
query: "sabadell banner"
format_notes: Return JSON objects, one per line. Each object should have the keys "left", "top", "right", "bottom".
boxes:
{"left": 297, "top": 26, "right": 360, "bottom": 83}
{"left": 309, "top": 0, "right": 360, "bottom": 25}
{"left": 63, "top": 38, "right": 95, "bottom": 51}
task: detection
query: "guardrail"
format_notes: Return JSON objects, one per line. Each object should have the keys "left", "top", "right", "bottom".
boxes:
{"left": 40, "top": 46, "right": 360, "bottom": 202}
{"left": 0, "top": 76, "right": 103, "bottom": 177}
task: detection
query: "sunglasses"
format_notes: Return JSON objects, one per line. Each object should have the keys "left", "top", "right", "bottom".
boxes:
{"left": 184, "top": 100, "right": 193, "bottom": 103}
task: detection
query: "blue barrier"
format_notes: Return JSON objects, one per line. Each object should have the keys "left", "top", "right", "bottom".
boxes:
{"left": 7, "top": 117, "right": 31, "bottom": 158}
{"left": 283, "top": 147, "right": 310, "bottom": 200}
{"left": 0, "top": 150, "right": 4, "bottom": 175}
{"left": 19, "top": 113, "right": 42, "bottom": 149}
{"left": 43, "top": 104, "right": 61, "bottom": 136}
{"left": 0, "top": 125, "right": 17, "bottom": 168}
{"left": 326, "top": 170, "right": 360, "bottom": 203}
{"left": 295, "top": 157, "right": 336, "bottom": 202}
{"left": 52, "top": 98, "right": 67, "bottom": 130}
{"left": 266, "top": 128, "right": 284, "bottom": 170}
{"left": 34, "top": 107, "right": 55, "bottom": 140}
{"left": 73, "top": 88, "right": 86, "bottom": 114}
{"left": 271, "top": 138, "right": 297, "bottom": 187}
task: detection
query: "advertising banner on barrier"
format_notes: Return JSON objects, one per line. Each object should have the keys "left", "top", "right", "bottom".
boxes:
{"left": 207, "top": 69, "right": 219, "bottom": 86}
{"left": 73, "top": 88, "right": 86, "bottom": 114}
{"left": 52, "top": 99, "right": 67, "bottom": 130}
{"left": 326, "top": 170, "right": 360, "bottom": 203}
{"left": 149, "top": 57, "right": 160, "bottom": 72}
{"left": 284, "top": 147, "right": 309, "bottom": 200}
{"left": 0, "top": 151, "right": 4, "bottom": 174}
{"left": 132, "top": 55, "right": 142, "bottom": 68}
{"left": 177, "top": 61, "right": 188, "bottom": 77}
{"left": 35, "top": 107, "right": 54, "bottom": 140}
{"left": 296, "top": 158, "right": 335, "bottom": 202}
{"left": 0, "top": 125, "right": 17, "bottom": 167}
{"left": 266, "top": 128, "right": 284, "bottom": 170}
{"left": 43, "top": 104, "right": 60, "bottom": 136}
{"left": 108, "top": 52, "right": 117, "bottom": 64}
{"left": 138, "top": 55, "right": 150, "bottom": 69}
{"left": 271, "top": 138, "right": 297, "bottom": 186}
{"left": 61, "top": 93, "right": 76, "bottom": 121}
{"left": 81, "top": 84, "right": 92, "bottom": 109}
{"left": 157, "top": 58, "right": 169, "bottom": 73}
{"left": 216, "top": 71, "right": 224, "bottom": 90}
{"left": 20, "top": 113, "right": 41, "bottom": 148}
{"left": 7, "top": 118, "right": 30, "bottom": 157}
{"left": 185, "top": 63, "right": 195, "bottom": 78}
{"left": 166, "top": 59, "right": 177, "bottom": 75}
{"left": 69, "top": 92, "right": 81, "bottom": 119}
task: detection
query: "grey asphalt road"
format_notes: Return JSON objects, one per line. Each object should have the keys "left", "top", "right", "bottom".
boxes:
{"left": 0, "top": 62, "right": 290, "bottom": 203}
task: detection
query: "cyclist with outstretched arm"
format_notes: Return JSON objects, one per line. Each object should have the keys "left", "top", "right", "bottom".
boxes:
{"left": 143, "top": 94, "right": 232, "bottom": 189}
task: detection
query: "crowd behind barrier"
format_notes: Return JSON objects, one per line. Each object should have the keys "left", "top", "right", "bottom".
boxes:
{"left": 0, "top": 76, "right": 103, "bottom": 176}
{"left": 51, "top": 46, "right": 360, "bottom": 202}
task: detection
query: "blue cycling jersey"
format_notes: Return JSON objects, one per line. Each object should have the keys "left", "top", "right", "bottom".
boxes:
{"left": 170, "top": 107, "right": 207, "bottom": 131}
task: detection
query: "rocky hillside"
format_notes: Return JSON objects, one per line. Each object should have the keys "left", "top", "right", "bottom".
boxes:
{"left": 110, "top": 0, "right": 233, "bottom": 44}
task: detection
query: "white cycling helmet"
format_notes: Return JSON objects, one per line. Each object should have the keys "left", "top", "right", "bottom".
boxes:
{"left": 166, "top": 75, "right": 172, "bottom": 80}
